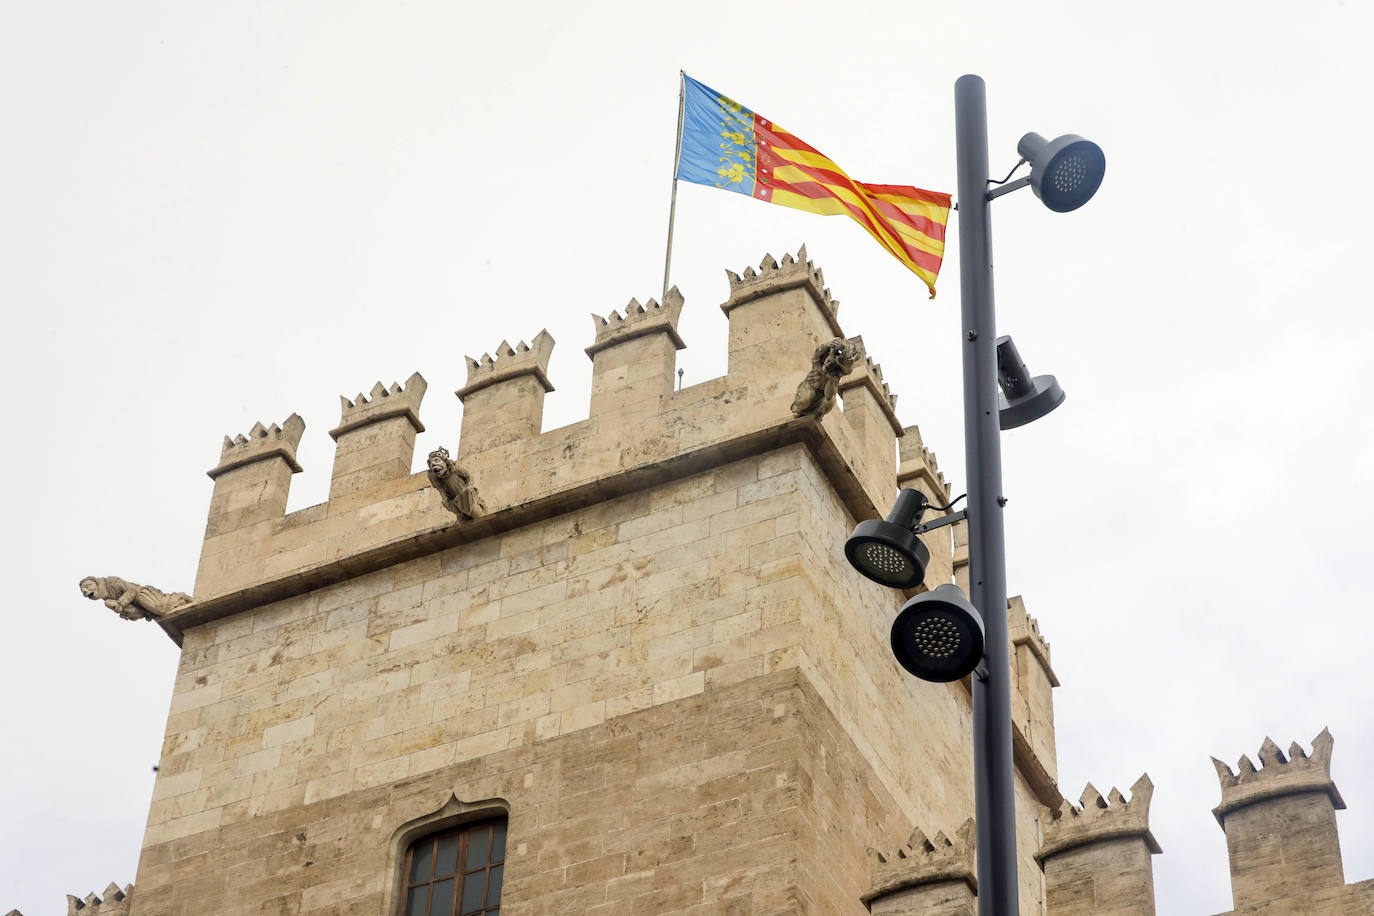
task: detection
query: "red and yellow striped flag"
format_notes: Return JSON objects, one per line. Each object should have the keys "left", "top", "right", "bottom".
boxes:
{"left": 676, "top": 75, "right": 951, "bottom": 297}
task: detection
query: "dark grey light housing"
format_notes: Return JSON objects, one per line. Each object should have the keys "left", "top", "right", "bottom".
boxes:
{"left": 844, "top": 489, "right": 931, "bottom": 590}
{"left": 996, "top": 335, "right": 1064, "bottom": 430}
{"left": 891, "top": 584, "right": 986, "bottom": 682}
{"left": 1017, "top": 132, "right": 1105, "bottom": 213}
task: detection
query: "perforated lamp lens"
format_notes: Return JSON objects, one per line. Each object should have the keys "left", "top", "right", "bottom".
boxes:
{"left": 845, "top": 520, "right": 931, "bottom": 589}
{"left": 1017, "top": 132, "right": 1106, "bottom": 213}
{"left": 844, "top": 489, "right": 931, "bottom": 590}
{"left": 890, "top": 584, "right": 985, "bottom": 682}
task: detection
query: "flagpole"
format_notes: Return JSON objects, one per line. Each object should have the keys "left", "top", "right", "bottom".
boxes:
{"left": 662, "top": 71, "right": 686, "bottom": 300}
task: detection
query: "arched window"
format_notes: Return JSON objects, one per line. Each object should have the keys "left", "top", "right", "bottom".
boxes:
{"left": 402, "top": 817, "right": 506, "bottom": 916}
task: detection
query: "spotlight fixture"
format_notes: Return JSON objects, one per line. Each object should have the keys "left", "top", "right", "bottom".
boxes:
{"left": 844, "top": 489, "right": 931, "bottom": 590}
{"left": 996, "top": 335, "right": 1064, "bottom": 430}
{"left": 890, "top": 584, "right": 986, "bottom": 682}
{"left": 1016, "top": 132, "right": 1106, "bottom": 213}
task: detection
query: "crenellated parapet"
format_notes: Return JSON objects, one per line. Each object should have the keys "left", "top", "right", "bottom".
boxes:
{"left": 586, "top": 288, "right": 686, "bottom": 355}
{"left": 1212, "top": 728, "right": 1347, "bottom": 911}
{"left": 157, "top": 244, "right": 937, "bottom": 623}
{"left": 208, "top": 414, "right": 305, "bottom": 480}
{"left": 1039, "top": 775, "right": 1160, "bottom": 915}
{"left": 328, "top": 372, "right": 427, "bottom": 500}
{"left": 1211, "top": 727, "right": 1344, "bottom": 821}
{"left": 838, "top": 351, "right": 901, "bottom": 435}
{"left": 1040, "top": 776, "right": 1160, "bottom": 862}
{"left": 331, "top": 373, "right": 427, "bottom": 439}
{"left": 1008, "top": 595, "right": 1059, "bottom": 777}
{"left": 722, "top": 244, "right": 841, "bottom": 332}
{"left": 896, "top": 424, "right": 948, "bottom": 502}
{"left": 864, "top": 819, "right": 977, "bottom": 915}
{"left": 458, "top": 331, "right": 556, "bottom": 399}
{"left": 455, "top": 331, "right": 555, "bottom": 458}
{"left": 585, "top": 288, "right": 685, "bottom": 416}
{"left": 65, "top": 883, "right": 133, "bottom": 916}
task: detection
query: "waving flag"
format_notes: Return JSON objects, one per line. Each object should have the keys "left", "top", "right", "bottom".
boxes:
{"left": 675, "top": 74, "right": 951, "bottom": 297}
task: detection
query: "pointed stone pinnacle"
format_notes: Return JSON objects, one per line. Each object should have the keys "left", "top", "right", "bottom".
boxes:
{"left": 1258, "top": 736, "right": 1287, "bottom": 767}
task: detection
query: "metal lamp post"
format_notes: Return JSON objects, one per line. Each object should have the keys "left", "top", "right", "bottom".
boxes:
{"left": 954, "top": 71, "right": 1021, "bottom": 916}
{"left": 847, "top": 74, "right": 1105, "bottom": 916}
{"left": 954, "top": 72, "right": 1104, "bottom": 915}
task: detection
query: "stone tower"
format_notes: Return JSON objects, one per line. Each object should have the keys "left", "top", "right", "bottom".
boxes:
{"left": 76, "top": 248, "right": 1060, "bottom": 915}
{"left": 51, "top": 249, "right": 1374, "bottom": 915}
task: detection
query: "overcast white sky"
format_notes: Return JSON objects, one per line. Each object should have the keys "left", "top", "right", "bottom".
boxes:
{"left": 3, "top": 2, "right": 1373, "bottom": 914}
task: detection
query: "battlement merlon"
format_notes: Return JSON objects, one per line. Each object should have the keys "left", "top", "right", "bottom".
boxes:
{"left": 864, "top": 818, "right": 977, "bottom": 905}
{"left": 838, "top": 351, "right": 902, "bottom": 438}
{"left": 1038, "top": 775, "right": 1161, "bottom": 864}
{"left": 585, "top": 288, "right": 685, "bottom": 416}
{"left": 1038, "top": 776, "right": 1159, "bottom": 916}
{"left": 1008, "top": 595, "right": 1059, "bottom": 779}
{"left": 720, "top": 246, "right": 844, "bottom": 384}
{"left": 327, "top": 372, "right": 428, "bottom": 501}
{"left": 1212, "top": 729, "right": 1347, "bottom": 911}
{"left": 201, "top": 414, "right": 305, "bottom": 547}
{"left": 455, "top": 331, "right": 555, "bottom": 458}
{"left": 65, "top": 883, "right": 133, "bottom": 916}
{"left": 896, "top": 424, "right": 949, "bottom": 503}
{"left": 1211, "top": 728, "right": 1345, "bottom": 825}
{"left": 1008, "top": 597, "right": 1057, "bottom": 686}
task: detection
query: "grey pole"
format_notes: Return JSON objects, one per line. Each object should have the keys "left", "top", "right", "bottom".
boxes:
{"left": 954, "top": 73, "right": 1019, "bottom": 914}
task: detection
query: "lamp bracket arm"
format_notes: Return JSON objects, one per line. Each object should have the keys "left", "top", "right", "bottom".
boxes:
{"left": 986, "top": 175, "right": 1031, "bottom": 201}
{"left": 912, "top": 509, "right": 967, "bottom": 535}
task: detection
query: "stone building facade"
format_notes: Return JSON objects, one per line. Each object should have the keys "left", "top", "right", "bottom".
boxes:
{"left": 32, "top": 248, "right": 1372, "bottom": 915}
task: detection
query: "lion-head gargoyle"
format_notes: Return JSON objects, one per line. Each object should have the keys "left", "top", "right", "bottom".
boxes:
{"left": 79, "top": 576, "right": 191, "bottom": 621}
{"left": 790, "top": 337, "right": 861, "bottom": 419}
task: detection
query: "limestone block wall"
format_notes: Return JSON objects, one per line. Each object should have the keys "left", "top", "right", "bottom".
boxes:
{"left": 126, "top": 246, "right": 1066, "bottom": 916}
{"left": 135, "top": 452, "right": 924, "bottom": 914}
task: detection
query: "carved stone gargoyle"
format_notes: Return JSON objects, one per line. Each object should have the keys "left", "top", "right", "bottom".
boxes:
{"left": 790, "top": 337, "right": 861, "bottom": 419}
{"left": 426, "top": 447, "right": 485, "bottom": 520}
{"left": 79, "top": 576, "right": 191, "bottom": 621}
